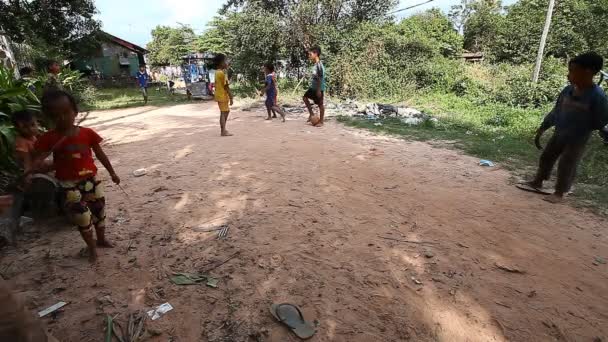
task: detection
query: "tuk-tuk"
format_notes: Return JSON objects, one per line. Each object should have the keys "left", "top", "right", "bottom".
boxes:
{"left": 181, "top": 53, "right": 214, "bottom": 99}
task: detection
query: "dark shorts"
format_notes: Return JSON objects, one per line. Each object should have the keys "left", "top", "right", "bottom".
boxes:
{"left": 304, "top": 89, "right": 324, "bottom": 105}
{"left": 265, "top": 93, "right": 277, "bottom": 108}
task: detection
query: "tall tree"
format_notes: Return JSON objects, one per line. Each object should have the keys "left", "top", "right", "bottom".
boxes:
{"left": 146, "top": 25, "right": 196, "bottom": 66}
{"left": 0, "top": 0, "right": 101, "bottom": 58}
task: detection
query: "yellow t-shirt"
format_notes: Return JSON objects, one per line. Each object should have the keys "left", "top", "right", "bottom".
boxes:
{"left": 214, "top": 70, "right": 229, "bottom": 103}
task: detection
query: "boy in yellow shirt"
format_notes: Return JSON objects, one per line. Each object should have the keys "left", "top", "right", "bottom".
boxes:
{"left": 213, "top": 54, "right": 234, "bottom": 136}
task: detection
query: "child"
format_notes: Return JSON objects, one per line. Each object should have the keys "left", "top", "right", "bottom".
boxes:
{"left": 213, "top": 54, "right": 234, "bottom": 136}
{"left": 13, "top": 110, "right": 40, "bottom": 173}
{"left": 136, "top": 65, "right": 150, "bottom": 105}
{"left": 260, "top": 63, "right": 286, "bottom": 122}
{"left": 524, "top": 52, "right": 608, "bottom": 203}
{"left": 35, "top": 90, "right": 121, "bottom": 262}
{"left": 43, "top": 60, "right": 61, "bottom": 91}
{"left": 303, "top": 46, "right": 326, "bottom": 127}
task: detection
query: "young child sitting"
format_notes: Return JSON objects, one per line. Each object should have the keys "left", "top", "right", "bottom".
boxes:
{"left": 34, "top": 90, "right": 121, "bottom": 263}
{"left": 525, "top": 52, "right": 608, "bottom": 203}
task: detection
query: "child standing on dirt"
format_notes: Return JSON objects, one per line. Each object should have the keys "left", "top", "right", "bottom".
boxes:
{"left": 523, "top": 52, "right": 608, "bottom": 203}
{"left": 214, "top": 54, "right": 234, "bottom": 136}
{"left": 136, "top": 65, "right": 150, "bottom": 105}
{"left": 35, "top": 90, "right": 121, "bottom": 263}
{"left": 303, "top": 46, "right": 326, "bottom": 127}
{"left": 261, "top": 63, "right": 286, "bottom": 122}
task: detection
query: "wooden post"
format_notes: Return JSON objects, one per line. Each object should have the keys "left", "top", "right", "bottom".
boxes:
{"left": 532, "top": 0, "right": 556, "bottom": 83}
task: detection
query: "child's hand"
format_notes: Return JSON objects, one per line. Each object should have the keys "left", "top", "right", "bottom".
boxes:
{"left": 111, "top": 173, "right": 121, "bottom": 185}
{"left": 230, "top": 98, "right": 234, "bottom": 106}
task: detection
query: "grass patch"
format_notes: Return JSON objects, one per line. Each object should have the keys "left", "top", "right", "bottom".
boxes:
{"left": 84, "top": 87, "right": 191, "bottom": 111}
{"left": 338, "top": 91, "right": 608, "bottom": 215}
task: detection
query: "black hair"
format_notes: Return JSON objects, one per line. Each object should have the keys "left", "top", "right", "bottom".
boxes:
{"left": 213, "top": 53, "right": 227, "bottom": 69}
{"left": 12, "top": 110, "right": 35, "bottom": 125}
{"left": 309, "top": 46, "right": 321, "bottom": 57}
{"left": 46, "top": 60, "right": 58, "bottom": 71}
{"left": 41, "top": 89, "right": 79, "bottom": 117}
{"left": 19, "top": 67, "right": 33, "bottom": 76}
{"left": 570, "top": 52, "right": 604, "bottom": 74}
{"left": 264, "top": 62, "right": 275, "bottom": 72}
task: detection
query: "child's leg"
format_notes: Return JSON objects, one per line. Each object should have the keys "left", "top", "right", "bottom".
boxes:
{"left": 554, "top": 142, "right": 586, "bottom": 196}
{"left": 220, "top": 111, "right": 232, "bottom": 136}
{"left": 317, "top": 95, "right": 325, "bottom": 126}
{"left": 272, "top": 109, "right": 277, "bottom": 118}
{"left": 62, "top": 182, "right": 97, "bottom": 262}
{"left": 303, "top": 96, "right": 314, "bottom": 121}
{"left": 265, "top": 105, "right": 272, "bottom": 120}
{"left": 84, "top": 179, "right": 111, "bottom": 247}
{"left": 529, "top": 134, "right": 564, "bottom": 187}
{"left": 272, "top": 105, "right": 286, "bottom": 122}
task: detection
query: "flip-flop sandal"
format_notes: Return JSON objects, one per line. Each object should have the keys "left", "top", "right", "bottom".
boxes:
{"left": 516, "top": 183, "right": 552, "bottom": 195}
{"left": 270, "top": 303, "right": 316, "bottom": 340}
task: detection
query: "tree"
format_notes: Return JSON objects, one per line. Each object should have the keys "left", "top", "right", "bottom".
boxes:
{"left": 146, "top": 25, "right": 196, "bottom": 66}
{"left": 0, "top": 0, "right": 101, "bottom": 58}
{"left": 194, "top": 17, "right": 232, "bottom": 54}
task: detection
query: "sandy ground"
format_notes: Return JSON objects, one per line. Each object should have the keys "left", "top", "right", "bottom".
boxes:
{"left": 1, "top": 100, "right": 607, "bottom": 342}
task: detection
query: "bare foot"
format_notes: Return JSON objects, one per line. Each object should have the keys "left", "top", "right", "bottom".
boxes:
{"left": 281, "top": 116, "right": 286, "bottom": 123}
{"left": 523, "top": 180, "right": 543, "bottom": 190}
{"left": 96, "top": 239, "right": 114, "bottom": 248}
{"left": 306, "top": 117, "right": 312, "bottom": 123}
{"left": 265, "top": 117, "right": 272, "bottom": 121}
{"left": 314, "top": 122, "right": 324, "bottom": 127}
{"left": 88, "top": 249, "right": 98, "bottom": 263}
{"left": 221, "top": 131, "right": 234, "bottom": 137}
{"left": 543, "top": 194, "right": 564, "bottom": 204}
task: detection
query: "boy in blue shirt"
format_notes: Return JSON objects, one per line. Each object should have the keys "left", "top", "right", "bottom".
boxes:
{"left": 524, "top": 52, "right": 608, "bottom": 203}
{"left": 136, "top": 65, "right": 150, "bottom": 105}
{"left": 260, "top": 63, "right": 286, "bottom": 122}
{"left": 303, "top": 46, "right": 326, "bottom": 127}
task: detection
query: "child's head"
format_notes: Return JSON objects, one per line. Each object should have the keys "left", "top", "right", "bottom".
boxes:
{"left": 264, "top": 63, "right": 275, "bottom": 75}
{"left": 12, "top": 110, "right": 38, "bottom": 138}
{"left": 568, "top": 52, "right": 604, "bottom": 86}
{"left": 42, "top": 90, "right": 79, "bottom": 131}
{"left": 139, "top": 64, "right": 146, "bottom": 72}
{"left": 214, "top": 54, "right": 228, "bottom": 70}
{"left": 308, "top": 46, "right": 321, "bottom": 61}
{"left": 47, "top": 60, "right": 60, "bottom": 75}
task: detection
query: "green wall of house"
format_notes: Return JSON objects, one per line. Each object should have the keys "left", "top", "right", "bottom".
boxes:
{"left": 74, "top": 56, "right": 140, "bottom": 77}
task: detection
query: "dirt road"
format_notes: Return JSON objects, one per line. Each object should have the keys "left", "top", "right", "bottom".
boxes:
{"left": 1, "top": 101, "right": 607, "bottom": 341}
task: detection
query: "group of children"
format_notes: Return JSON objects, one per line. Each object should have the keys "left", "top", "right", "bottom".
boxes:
{"left": 5, "top": 50, "right": 607, "bottom": 264}
{"left": 212, "top": 45, "right": 327, "bottom": 136}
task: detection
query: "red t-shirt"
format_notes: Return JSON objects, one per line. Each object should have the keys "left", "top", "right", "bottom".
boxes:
{"left": 35, "top": 127, "right": 103, "bottom": 181}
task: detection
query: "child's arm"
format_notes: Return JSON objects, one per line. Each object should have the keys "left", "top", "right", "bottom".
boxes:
{"left": 92, "top": 144, "right": 120, "bottom": 184}
{"left": 225, "top": 82, "right": 234, "bottom": 106}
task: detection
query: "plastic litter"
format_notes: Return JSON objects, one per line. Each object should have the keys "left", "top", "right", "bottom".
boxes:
{"left": 479, "top": 160, "right": 495, "bottom": 167}
{"left": 147, "top": 302, "right": 173, "bottom": 320}
{"left": 38, "top": 301, "right": 67, "bottom": 317}
{"left": 132, "top": 168, "right": 147, "bottom": 177}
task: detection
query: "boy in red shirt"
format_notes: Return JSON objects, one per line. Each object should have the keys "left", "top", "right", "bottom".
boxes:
{"left": 35, "top": 90, "right": 120, "bottom": 263}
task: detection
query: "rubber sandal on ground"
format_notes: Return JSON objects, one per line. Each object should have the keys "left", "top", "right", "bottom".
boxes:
{"left": 270, "top": 303, "right": 316, "bottom": 339}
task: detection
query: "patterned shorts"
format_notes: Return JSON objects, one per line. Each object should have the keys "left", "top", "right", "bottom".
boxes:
{"left": 60, "top": 177, "right": 105, "bottom": 231}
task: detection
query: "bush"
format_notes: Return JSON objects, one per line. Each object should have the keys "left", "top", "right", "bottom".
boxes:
{"left": 36, "top": 68, "right": 97, "bottom": 107}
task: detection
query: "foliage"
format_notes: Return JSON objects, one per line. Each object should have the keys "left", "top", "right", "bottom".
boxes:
{"left": 35, "top": 69, "right": 97, "bottom": 107}
{"left": 195, "top": 17, "right": 232, "bottom": 54}
{"left": 84, "top": 87, "right": 190, "bottom": 111}
{"left": 0, "top": 0, "right": 101, "bottom": 58}
{"left": 147, "top": 25, "right": 196, "bottom": 66}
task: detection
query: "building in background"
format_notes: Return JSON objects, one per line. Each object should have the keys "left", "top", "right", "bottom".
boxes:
{"left": 73, "top": 32, "right": 148, "bottom": 78}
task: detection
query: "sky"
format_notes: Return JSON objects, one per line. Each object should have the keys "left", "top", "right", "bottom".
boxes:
{"left": 95, "top": 0, "right": 519, "bottom": 47}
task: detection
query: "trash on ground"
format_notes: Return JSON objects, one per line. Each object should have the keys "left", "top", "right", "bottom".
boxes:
{"left": 411, "top": 277, "right": 423, "bottom": 285}
{"left": 171, "top": 273, "right": 219, "bottom": 288}
{"left": 218, "top": 225, "right": 230, "bottom": 239}
{"left": 374, "top": 122, "right": 383, "bottom": 126}
{"left": 38, "top": 301, "right": 68, "bottom": 317}
{"left": 423, "top": 251, "right": 435, "bottom": 259}
{"left": 133, "top": 168, "right": 148, "bottom": 177}
{"left": 495, "top": 262, "right": 526, "bottom": 274}
{"left": 593, "top": 256, "right": 606, "bottom": 266}
{"left": 147, "top": 302, "right": 173, "bottom": 320}
{"left": 192, "top": 225, "right": 226, "bottom": 233}
{"left": 479, "top": 160, "right": 495, "bottom": 167}
{"left": 270, "top": 303, "right": 317, "bottom": 339}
